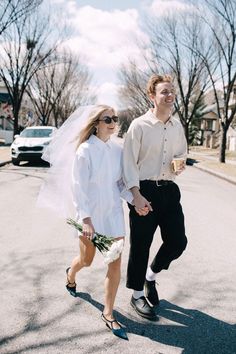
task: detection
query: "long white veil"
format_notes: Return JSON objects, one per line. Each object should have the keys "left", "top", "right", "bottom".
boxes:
{"left": 37, "top": 105, "right": 95, "bottom": 218}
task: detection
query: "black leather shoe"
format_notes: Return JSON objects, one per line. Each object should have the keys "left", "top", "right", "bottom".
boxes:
{"left": 144, "top": 280, "right": 159, "bottom": 306}
{"left": 130, "top": 296, "right": 157, "bottom": 320}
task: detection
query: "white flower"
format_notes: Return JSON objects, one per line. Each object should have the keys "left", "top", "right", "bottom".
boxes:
{"left": 67, "top": 219, "right": 124, "bottom": 265}
{"left": 103, "top": 239, "right": 124, "bottom": 265}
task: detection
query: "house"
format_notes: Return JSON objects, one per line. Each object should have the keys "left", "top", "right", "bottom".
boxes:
{"left": 227, "top": 126, "right": 236, "bottom": 151}
{"left": 200, "top": 104, "right": 221, "bottom": 148}
{"left": 0, "top": 80, "right": 36, "bottom": 143}
{"left": 0, "top": 80, "right": 13, "bottom": 143}
{"left": 200, "top": 87, "right": 236, "bottom": 150}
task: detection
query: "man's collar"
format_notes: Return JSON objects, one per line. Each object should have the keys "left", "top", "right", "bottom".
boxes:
{"left": 146, "top": 109, "right": 175, "bottom": 125}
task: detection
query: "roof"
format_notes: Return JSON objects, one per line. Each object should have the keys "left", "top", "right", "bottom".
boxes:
{"left": 25, "top": 126, "right": 56, "bottom": 130}
{"left": 0, "top": 92, "right": 12, "bottom": 104}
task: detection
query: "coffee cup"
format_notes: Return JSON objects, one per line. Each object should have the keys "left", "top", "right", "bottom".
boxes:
{"left": 171, "top": 158, "right": 185, "bottom": 173}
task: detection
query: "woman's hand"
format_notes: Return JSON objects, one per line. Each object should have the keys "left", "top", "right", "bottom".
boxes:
{"left": 82, "top": 217, "right": 95, "bottom": 240}
{"left": 135, "top": 205, "right": 150, "bottom": 216}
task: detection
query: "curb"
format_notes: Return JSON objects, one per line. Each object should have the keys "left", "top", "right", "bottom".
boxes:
{"left": 0, "top": 160, "right": 11, "bottom": 167}
{"left": 1, "top": 157, "right": 236, "bottom": 186}
{"left": 193, "top": 164, "right": 236, "bottom": 186}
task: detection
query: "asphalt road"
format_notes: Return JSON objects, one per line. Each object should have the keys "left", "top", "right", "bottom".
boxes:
{"left": 0, "top": 162, "right": 236, "bottom": 354}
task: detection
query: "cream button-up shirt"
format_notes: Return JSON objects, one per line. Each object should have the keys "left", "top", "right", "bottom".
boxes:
{"left": 123, "top": 109, "right": 187, "bottom": 189}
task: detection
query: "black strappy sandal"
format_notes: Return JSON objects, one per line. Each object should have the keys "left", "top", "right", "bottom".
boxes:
{"left": 101, "top": 313, "right": 128, "bottom": 340}
{"left": 66, "top": 267, "right": 77, "bottom": 297}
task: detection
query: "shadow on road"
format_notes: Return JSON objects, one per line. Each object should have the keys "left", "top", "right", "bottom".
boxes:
{"left": 0, "top": 254, "right": 235, "bottom": 354}
{"left": 76, "top": 291, "right": 236, "bottom": 354}
{"left": 186, "top": 158, "right": 198, "bottom": 166}
{"left": 18, "top": 160, "right": 50, "bottom": 168}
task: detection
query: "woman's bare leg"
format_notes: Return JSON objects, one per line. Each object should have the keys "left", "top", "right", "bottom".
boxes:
{"left": 67, "top": 236, "right": 96, "bottom": 285}
{"left": 103, "top": 237, "right": 124, "bottom": 329}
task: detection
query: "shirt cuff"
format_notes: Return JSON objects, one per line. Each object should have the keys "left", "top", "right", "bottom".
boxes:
{"left": 126, "top": 180, "right": 140, "bottom": 190}
{"left": 79, "top": 209, "right": 91, "bottom": 220}
{"left": 120, "top": 190, "right": 134, "bottom": 204}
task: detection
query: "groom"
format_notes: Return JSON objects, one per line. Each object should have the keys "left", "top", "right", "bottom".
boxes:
{"left": 123, "top": 74, "right": 188, "bottom": 320}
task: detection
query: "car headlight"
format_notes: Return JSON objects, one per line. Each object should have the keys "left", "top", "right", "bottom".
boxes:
{"left": 13, "top": 139, "right": 21, "bottom": 145}
{"left": 43, "top": 141, "right": 50, "bottom": 146}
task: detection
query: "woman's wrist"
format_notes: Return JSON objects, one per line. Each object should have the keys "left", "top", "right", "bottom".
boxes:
{"left": 83, "top": 217, "right": 92, "bottom": 224}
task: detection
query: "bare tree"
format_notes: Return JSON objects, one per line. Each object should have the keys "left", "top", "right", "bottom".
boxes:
{"left": 0, "top": 0, "right": 41, "bottom": 36}
{"left": 27, "top": 51, "right": 94, "bottom": 127}
{"left": 51, "top": 60, "right": 96, "bottom": 127}
{"left": 146, "top": 11, "right": 210, "bottom": 146}
{"left": 194, "top": 0, "right": 236, "bottom": 162}
{"left": 118, "top": 60, "right": 152, "bottom": 117}
{"left": 0, "top": 8, "right": 62, "bottom": 135}
{"left": 118, "top": 12, "right": 210, "bottom": 146}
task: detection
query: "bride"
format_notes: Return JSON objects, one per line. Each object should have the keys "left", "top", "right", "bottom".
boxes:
{"left": 38, "top": 105, "right": 133, "bottom": 340}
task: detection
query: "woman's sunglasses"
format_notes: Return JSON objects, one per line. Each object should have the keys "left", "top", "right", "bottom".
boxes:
{"left": 99, "top": 115, "right": 119, "bottom": 124}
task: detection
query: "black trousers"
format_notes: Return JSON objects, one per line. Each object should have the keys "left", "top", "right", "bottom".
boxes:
{"left": 126, "top": 180, "right": 187, "bottom": 291}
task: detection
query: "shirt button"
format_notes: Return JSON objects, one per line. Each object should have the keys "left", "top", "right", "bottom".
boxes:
{"left": 165, "top": 139, "right": 167, "bottom": 142}
{"left": 164, "top": 127, "right": 166, "bottom": 130}
{"left": 164, "top": 151, "right": 166, "bottom": 153}
{"left": 163, "top": 162, "right": 165, "bottom": 165}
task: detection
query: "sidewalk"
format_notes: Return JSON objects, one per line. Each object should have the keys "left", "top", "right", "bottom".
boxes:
{"left": 1, "top": 145, "right": 236, "bottom": 185}
{"left": 0, "top": 146, "right": 11, "bottom": 167}
{"left": 188, "top": 147, "right": 236, "bottom": 185}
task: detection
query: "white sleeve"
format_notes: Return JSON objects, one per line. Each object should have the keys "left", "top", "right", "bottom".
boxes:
{"left": 117, "top": 178, "right": 134, "bottom": 204}
{"left": 72, "top": 150, "right": 91, "bottom": 219}
{"left": 123, "top": 121, "right": 142, "bottom": 189}
{"left": 174, "top": 124, "right": 188, "bottom": 159}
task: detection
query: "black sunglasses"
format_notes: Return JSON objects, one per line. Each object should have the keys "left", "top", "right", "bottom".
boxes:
{"left": 99, "top": 115, "right": 119, "bottom": 124}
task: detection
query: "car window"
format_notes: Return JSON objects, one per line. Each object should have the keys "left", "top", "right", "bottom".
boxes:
{"left": 20, "top": 129, "right": 53, "bottom": 138}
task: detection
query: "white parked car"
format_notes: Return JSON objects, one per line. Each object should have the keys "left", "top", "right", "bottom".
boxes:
{"left": 11, "top": 126, "right": 56, "bottom": 165}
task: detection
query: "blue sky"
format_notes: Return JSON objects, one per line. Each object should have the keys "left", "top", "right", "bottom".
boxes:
{"left": 69, "top": 0, "right": 148, "bottom": 11}
{"left": 50, "top": 0, "right": 190, "bottom": 107}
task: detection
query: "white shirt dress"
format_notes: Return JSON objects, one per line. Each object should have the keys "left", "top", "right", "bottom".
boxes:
{"left": 72, "top": 135, "right": 132, "bottom": 238}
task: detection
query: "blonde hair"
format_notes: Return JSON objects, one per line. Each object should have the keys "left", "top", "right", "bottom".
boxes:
{"left": 76, "top": 104, "right": 114, "bottom": 148}
{"left": 147, "top": 74, "right": 173, "bottom": 96}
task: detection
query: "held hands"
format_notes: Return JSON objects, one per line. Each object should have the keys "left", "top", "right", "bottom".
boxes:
{"left": 133, "top": 194, "right": 153, "bottom": 216}
{"left": 82, "top": 217, "right": 95, "bottom": 240}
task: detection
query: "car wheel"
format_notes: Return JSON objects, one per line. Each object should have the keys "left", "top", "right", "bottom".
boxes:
{"left": 12, "top": 158, "right": 20, "bottom": 166}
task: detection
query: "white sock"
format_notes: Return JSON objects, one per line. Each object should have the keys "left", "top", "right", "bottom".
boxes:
{"left": 133, "top": 290, "right": 144, "bottom": 299}
{"left": 146, "top": 266, "right": 157, "bottom": 282}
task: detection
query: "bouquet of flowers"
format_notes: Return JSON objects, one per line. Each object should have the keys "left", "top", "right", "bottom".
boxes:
{"left": 67, "top": 218, "right": 124, "bottom": 265}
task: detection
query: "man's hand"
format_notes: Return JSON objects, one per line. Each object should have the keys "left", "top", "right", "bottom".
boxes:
{"left": 175, "top": 160, "right": 186, "bottom": 175}
{"left": 131, "top": 187, "right": 153, "bottom": 216}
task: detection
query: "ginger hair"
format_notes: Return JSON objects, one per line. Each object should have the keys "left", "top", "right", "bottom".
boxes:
{"left": 147, "top": 74, "right": 173, "bottom": 96}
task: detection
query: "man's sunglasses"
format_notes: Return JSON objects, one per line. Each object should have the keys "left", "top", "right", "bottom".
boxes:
{"left": 99, "top": 115, "right": 119, "bottom": 124}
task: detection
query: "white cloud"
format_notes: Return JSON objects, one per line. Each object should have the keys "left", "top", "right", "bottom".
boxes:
{"left": 95, "top": 81, "right": 122, "bottom": 109}
{"left": 149, "top": 0, "right": 194, "bottom": 17}
{"left": 61, "top": 5, "right": 149, "bottom": 70}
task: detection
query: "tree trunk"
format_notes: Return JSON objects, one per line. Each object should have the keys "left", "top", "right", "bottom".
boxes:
{"left": 184, "top": 123, "right": 190, "bottom": 153}
{"left": 219, "top": 125, "right": 228, "bottom": 163}
{"left": 13, "top": 106, "right": 20, "bottom": 136}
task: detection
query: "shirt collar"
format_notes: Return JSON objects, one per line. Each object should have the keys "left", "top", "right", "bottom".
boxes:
{"left": 89, "top": 134, "right": 112, "bottom": 148}
{"left": 146, "top": 109, "right": 175, "bottom": 126}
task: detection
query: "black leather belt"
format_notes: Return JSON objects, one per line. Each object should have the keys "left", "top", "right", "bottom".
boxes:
{"left": 147, "top": 179, "right": 174, "bottom": 186}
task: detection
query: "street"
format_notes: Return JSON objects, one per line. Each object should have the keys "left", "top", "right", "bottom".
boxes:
{"left": 0, "top": 163, "right": 236, "bottom": 354}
